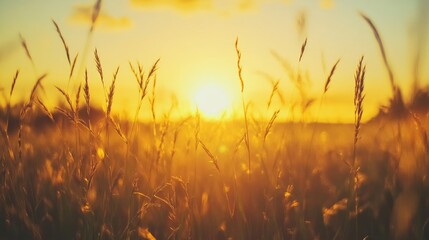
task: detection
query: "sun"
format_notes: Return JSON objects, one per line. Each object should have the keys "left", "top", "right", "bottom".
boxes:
{"left": 192, "top": 83, "right": 232, "bottom": 119}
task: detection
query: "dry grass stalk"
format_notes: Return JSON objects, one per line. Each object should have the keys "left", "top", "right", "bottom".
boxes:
{"left": 350, "top": 56, "right": 366, "bottom": 240}
{"left": 324, "top": 59, "right": 341, "bottom": 94}
{"left": 264, "top": 110, "right": 280, "bottom": 143}
{"left": 55, "top": 108, "right": 74, "bottom": 122}
{"left": 235, "top": 38, "right": 244, "bottom": 93}
{"left": 20, "top": 74, "right": 47, "bottom": 118}
{"left": 75, "top": 84, "right": 82, "bottom": 115}
{"left": 52, "top": 20, "right": 71, "bottom": 65}
{"left": 198, "top": 139, "right": 220, "bottom": 173}
{"left": 257, "top": 72, "right": 286, "bottom": 107}
{"left": 360, "top": 13, "right": 395, "bottom": 93}
{"left": 75, "top": 84, "right": 83, "bottom": 170}
{"left": 103, "top": 67, "right": 119, "bottom": 154}
{"left": 55, "top": 86, "right": 75, "bottom": 114}
{"left": 272, "top": 49, "right": 312, "bottom": 113}
{"left": 150, "top": 74, "right": 157, "bottom": 138}
{"left": 194, "top": 109, "right": 200, "bottom": 151}
{"left": 19, "top": 74, "right": 47, "bottom": 160}
{"left": 7, "top": 70, "right": 20, "bottom": 129}
{"left": 94, "top": 48, "right": 105, "bottom": 91}
{"left": 84, "top": 69, "right": 90, "bottom": 117}
{"left": 109, "top": 116, "right": 128, "bottom": 144}
{"left": 235, "top": 38, "right": 251, "bottom": 174}
{"left": 151, "top": 117, "right": 170, "bottom": 178}
{"left": 303, "top": 57, "right": 339, "bottom": 204}
{"left": 19, "top": 34, "right": 34, "bottom": 66}
{"left": 192, "top": 110, "right": 200, "bottom": 192}
{"left": 130, "top": 59, "right": 160, "bottom": 101}
{"left": 267, "top": 79, "right": 280, "bottom": 109}
{"left": 55, "top": 85, "right": 83, "bottom": 154}
{"left": 90, "top": 0, "right": 102, "bottom": 33}
{"left": 147, "top": 59, "right": 159, "bottom": 80}
{"left": 82, "top": 69, "right": 93, "bottom": 180}
{"left": 107, "top": 66, "right": 120, "bottom": 117}
{"left": 10, "top": 70, "right": 19, "bottom": 97}
{"left": 353, "top": 56, "right": 366, "bottom": 162}
{"left": 73, "top": 85, "right": 83, "bottom": 156}
{"left": 299, "top": 37, "right": 307, "bottom": 62}
{"left": 69, "top": 53, "right": 79, "bottom": 80}
{"left": 129, "top": 61, "right": 143, "bottom": 92}
{"left": 35, "top": 97, "right": 54, "bottom": 122}
{"left": 150, "top": 74, "right": 157, "bottom": 121}
{"left": 29, "top": 75, "right": 46, "bottom": 102}
{"left": 243, "top": 101, "right": 251, "bottom": 171}
{"left": 126, "top": 59, "right": 160, "bottom": 167}
{"left": 170, "top": 119, "right": 188, "bottom": 162}
{"left": 143, "top": 59, "right": 160, "bottom": 100}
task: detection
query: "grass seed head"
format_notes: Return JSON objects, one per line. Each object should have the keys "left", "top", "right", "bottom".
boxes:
{"left": 324, "top": 58, "right": 341, "bottom": 94}
{"left": 52, "top": 19, "right": 71, "bottom": 65}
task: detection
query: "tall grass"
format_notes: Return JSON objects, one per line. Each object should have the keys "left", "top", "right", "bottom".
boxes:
{"left": 350, "top": 56, "right": 366, "bottom": 240}
{"left": 360, "top": 13, "right": 407, "bottom": 118}
{"left": 235, "top": 38, "right": 251, "bottom": 177}
{"left": 1, "top": 12, "right": 429, "bottom": 240}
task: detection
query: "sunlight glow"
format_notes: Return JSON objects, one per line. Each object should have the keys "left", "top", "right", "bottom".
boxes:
{"left": 192, "top": 83, "right": 232, "bottom": 119}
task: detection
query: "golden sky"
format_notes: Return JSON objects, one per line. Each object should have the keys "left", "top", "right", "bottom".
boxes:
{"left": 0, "top": 0, "right": 428, "bottom": 122}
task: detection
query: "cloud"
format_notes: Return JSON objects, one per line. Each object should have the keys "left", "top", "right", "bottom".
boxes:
{"left": 129, "top": 0, "right": 269, "bottom": 13}
{"left": 130, "top": 0, "right": 212, "bottom": 12}
{"left": 130, "top": 0, "right": 334, "bottom": 14}
{"left": 70, "top": 5, "right": 132, "bottom": 30}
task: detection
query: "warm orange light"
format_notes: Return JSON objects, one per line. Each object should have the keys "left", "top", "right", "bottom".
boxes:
{"left": 192, "top": 82, "right": 232, "bottom": 119}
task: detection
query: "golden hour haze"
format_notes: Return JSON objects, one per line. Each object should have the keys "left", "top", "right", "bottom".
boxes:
{"left": 0, "top": 0, "right": 428, "bottom": 239}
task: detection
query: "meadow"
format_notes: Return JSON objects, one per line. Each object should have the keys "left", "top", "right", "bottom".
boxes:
{"left": 1, "top": 8, "right": 429, "bottom": 240}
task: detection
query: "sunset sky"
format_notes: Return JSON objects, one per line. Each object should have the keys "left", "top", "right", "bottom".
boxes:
{"left": 0, "top": 0, "right": 428, "bottom": 122}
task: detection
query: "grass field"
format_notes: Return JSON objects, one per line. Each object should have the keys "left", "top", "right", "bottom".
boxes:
{"left": 1, "top": 3, "right": 429, "bottom": 240}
